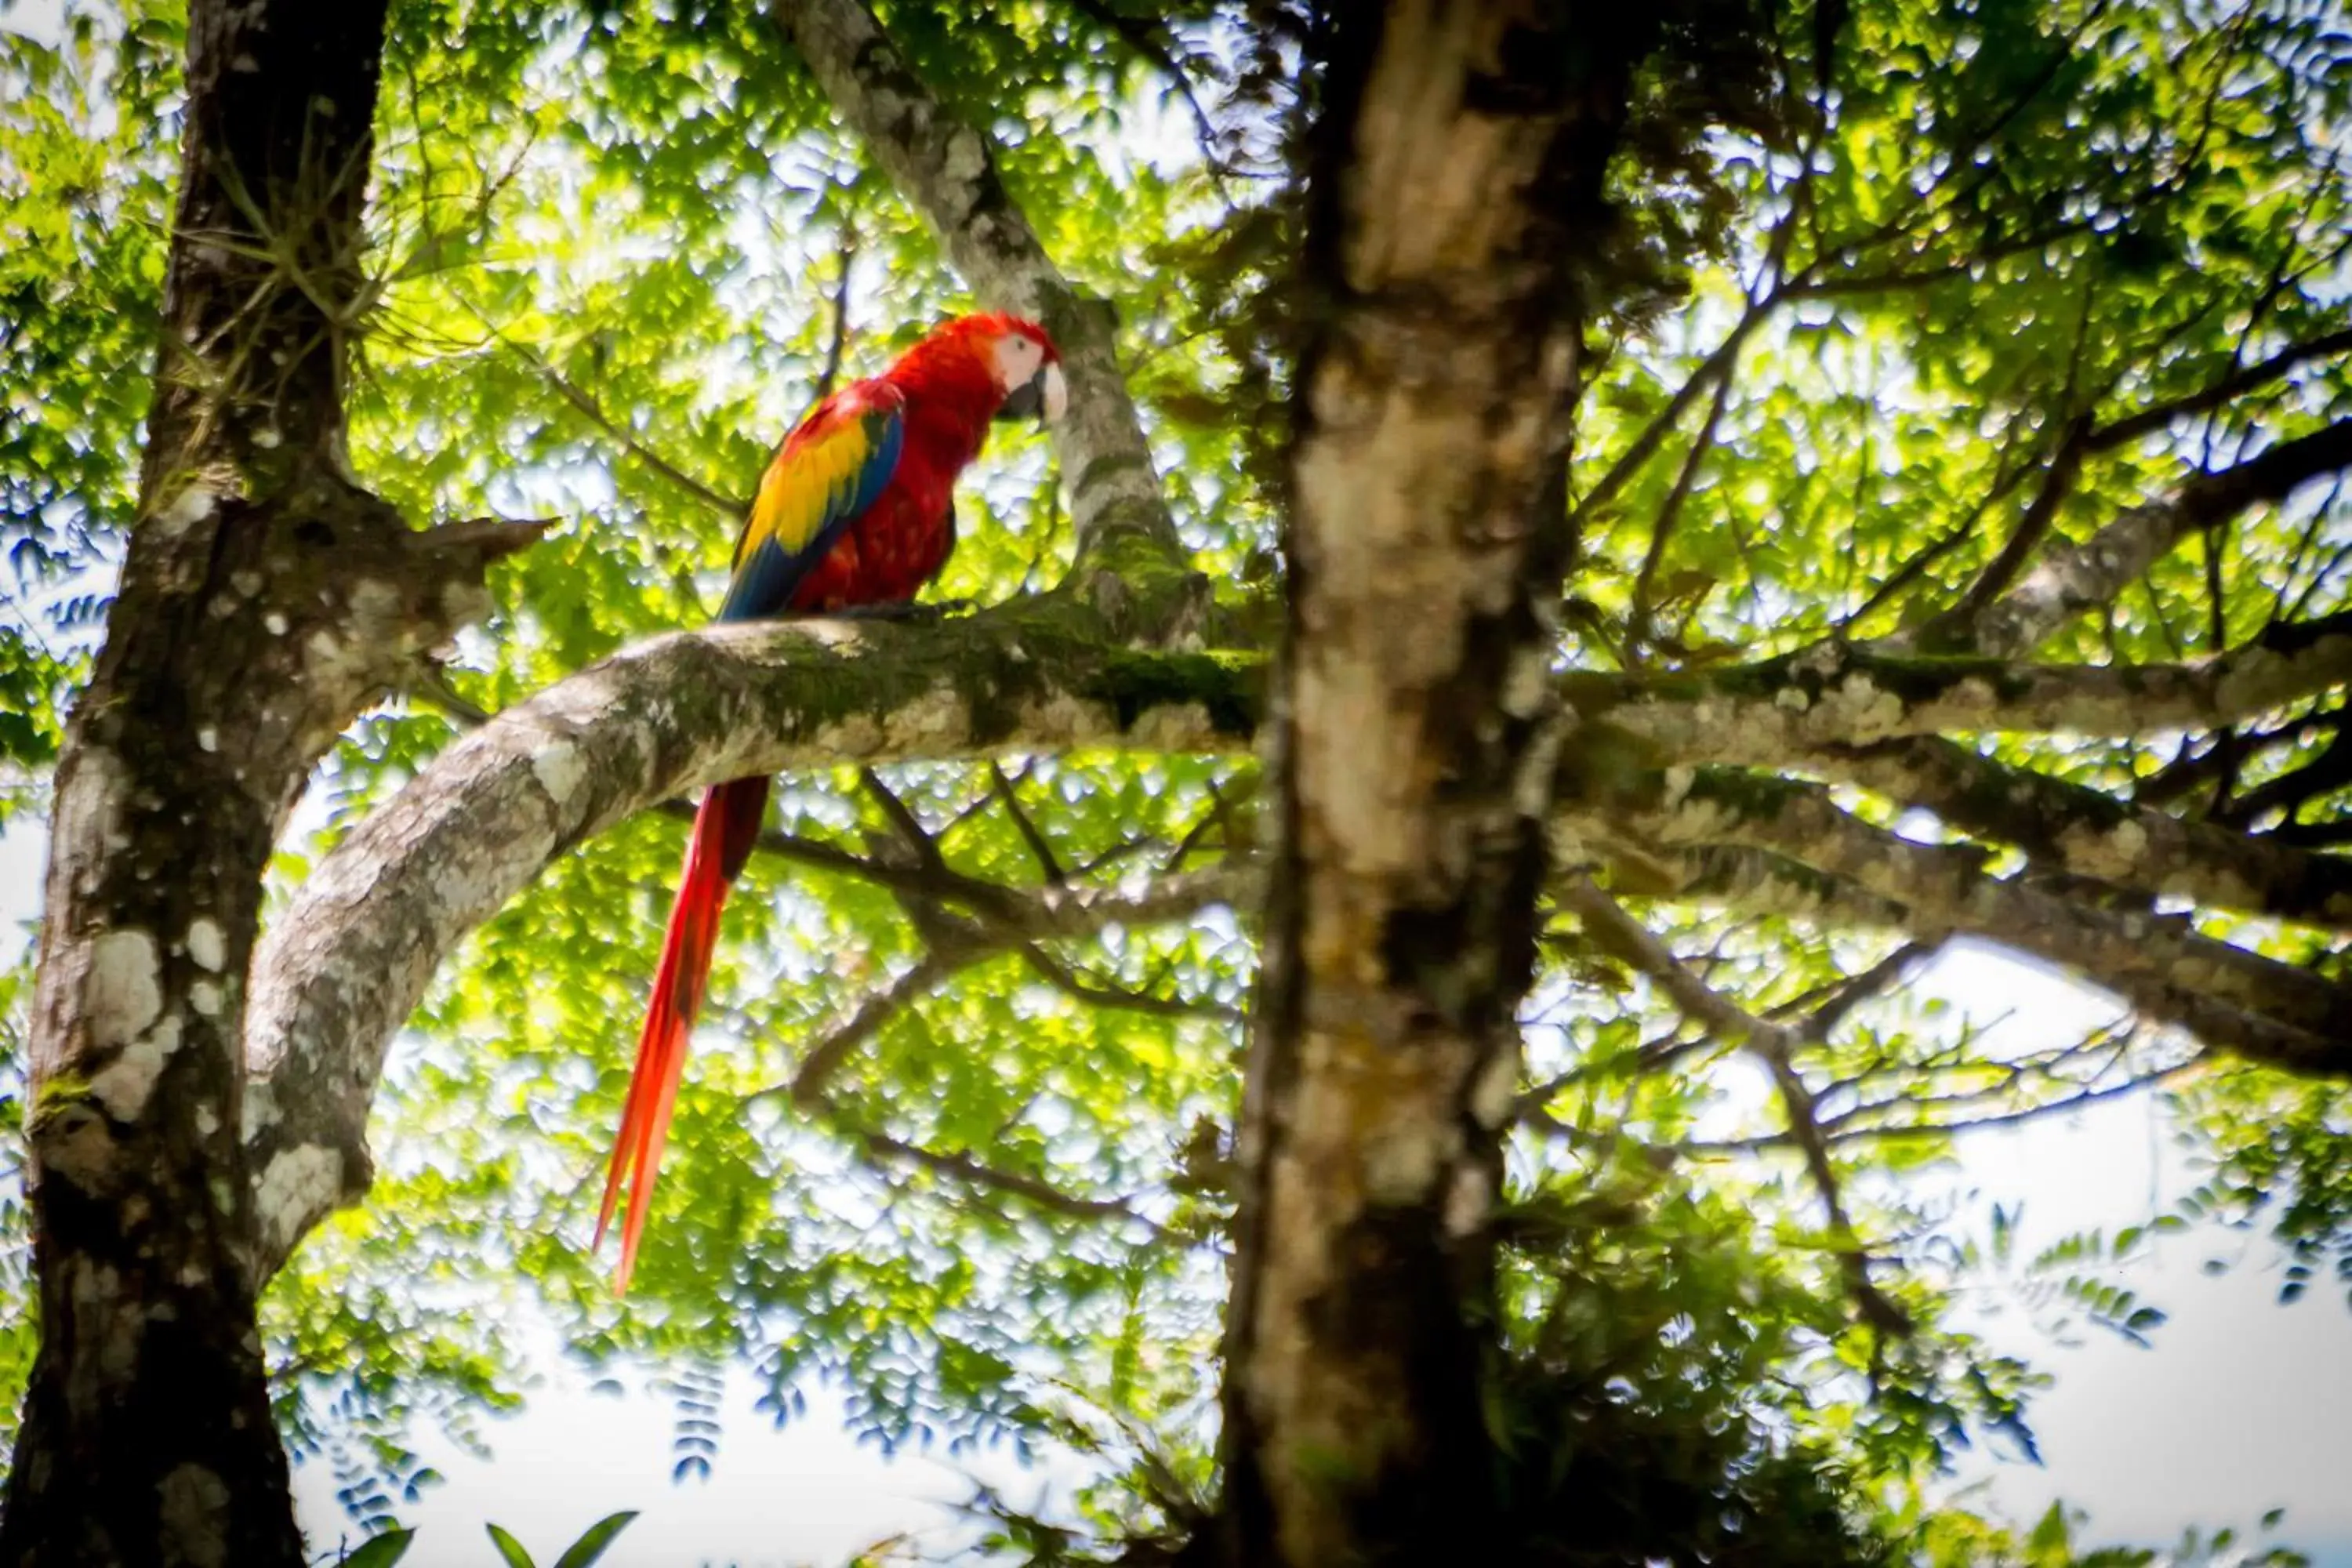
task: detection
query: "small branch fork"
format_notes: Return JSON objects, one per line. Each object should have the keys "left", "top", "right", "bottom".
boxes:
{"left": 700, "top": 769, "right": 1236, "bottom": 1233}
{"left": 1562, "top": 878, "right": 1914, "bottom": 1338}
{"left": 513, "top": 342, "right": 750, "bottom": 519}
{"left": 685, "top": 800, "right": 1249, "bottom": 1112}
{"left": 812, "top": 1094, "right": 1165, "bottom": 1231}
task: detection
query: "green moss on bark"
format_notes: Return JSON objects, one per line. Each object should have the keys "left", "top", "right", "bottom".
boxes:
{"left": 1086, "top": 650, "right": 1263, "bottom": 738}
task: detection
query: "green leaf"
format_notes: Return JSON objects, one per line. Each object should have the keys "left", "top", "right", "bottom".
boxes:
{"left": 339, "top": 1530, "right": 416, "bottom": 1568}
{"left": 2027, "top": 1501, "right": 2071, "bottom": 1559}
{"left": 553, "top": 1511, "right": 640, "bottom": 1568}
{"left": 485, "top": 1523, "right": 535, "bottom": 1568}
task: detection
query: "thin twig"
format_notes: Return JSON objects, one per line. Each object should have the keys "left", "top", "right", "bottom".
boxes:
{"left": 991, "top": 761, "right": 1067, "bottom": 885}
{"left": 1015, "top": 942, "right": 1243, "bottom": 1023}
{"left": 1571, "top": 302, "right": 1773, "bottom": 529}
{"left": 858, "top": 767, "right": 946, "bottom": 869}
{"left": 1062, "top": 0, "right": 1234, "bottom": 195}
{"left": 516, "top": 342, "right": 748, "bottom": 518}
{"left": 815, "top": 1093, "right": 1162, "bottom": 1229}
{"left": 2086, "top": 325, "right": 2352, "bottom": 453}
{"left": 1562, "top": 877, "right": 1911, "bottom": 1336}
{"left": 1710, "top": 1053, "right": 2206, "bottom": 1150}
{"left": 765, "top": 953, "right": 960, "bottom": 1107}
{"left": 1628, "top": 365, "right": 1736, "bottom": 661}
{"left": 813, "top": 218, "right": 858, "bottom": 403}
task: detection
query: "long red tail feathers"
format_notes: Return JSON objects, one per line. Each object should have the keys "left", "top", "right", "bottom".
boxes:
{"left": 596, "top": 775, "right": 771, "bottom": 1294}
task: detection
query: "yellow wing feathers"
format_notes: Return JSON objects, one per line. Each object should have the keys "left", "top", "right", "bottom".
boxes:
{"left": 739, "top": 396, "right": 892, "bottom": 561}
{"left": 717, "top": 385, "right": 905, "bottom": 622}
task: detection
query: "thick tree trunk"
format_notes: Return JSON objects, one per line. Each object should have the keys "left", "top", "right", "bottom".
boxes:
{"left": 1218, "top": 4, "right": 1641, "bottom": 1564}
{"left": 2, "top": 2, "right": 528, "bottom": 1560}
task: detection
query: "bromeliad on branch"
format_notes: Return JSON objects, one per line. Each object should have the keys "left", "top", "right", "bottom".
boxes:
{"left": 596, "top": 312, "right": 1067, "bottom": 1293}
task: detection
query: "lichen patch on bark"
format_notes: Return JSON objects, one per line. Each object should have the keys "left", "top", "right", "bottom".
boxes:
{"left": 157, "top": 1464, "right": 232, "bottom": 1568}
{"left": 89, "top": 1017, "right": 182, "bottom": 1120}
{"left": 184, "top": 918, "right": 226, "bottom": 973}
{"left": 153, "top": 485, "right": 220, "bottom": 536}
{"left": 253, "top": 1145, "right": 343, "bottom": 1260}
{"left": 83, "top": 929, "right": 164, "bottom": 1051}
{"left": 528, "top": 738, "right": 586, "bottom": 807}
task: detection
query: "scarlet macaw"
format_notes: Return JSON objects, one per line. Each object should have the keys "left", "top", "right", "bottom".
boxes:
{"left": 596, "top": 311, "right": 1067, "bottom": 1292}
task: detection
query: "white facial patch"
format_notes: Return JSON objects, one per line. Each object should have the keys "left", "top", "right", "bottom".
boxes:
{"left": 990, "top": 331, "right": 1045, "bottom": 393}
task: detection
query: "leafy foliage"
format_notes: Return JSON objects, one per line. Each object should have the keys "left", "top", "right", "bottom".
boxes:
{"left": 338, "top": 1527, "right": 416, "bottom": 1568}
{"left": 2, "top": 0, "right": 2348, "bottom": 1560}
{"left": 0, "top": 1, "right": 174, "bottom": 787}
{"left": 332, "top": 1508, "right": 633, "bottom": 1568}
{"left": 486, "top": 1509, "right": 637, "bottom": 1568}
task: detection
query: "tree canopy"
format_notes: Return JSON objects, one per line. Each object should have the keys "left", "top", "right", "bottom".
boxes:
{"left": 1, "top": 0, "right": 2348, "bottom": 1562}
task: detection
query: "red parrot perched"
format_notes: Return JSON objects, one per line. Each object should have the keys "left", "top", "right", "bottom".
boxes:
{"left": 596, "top": 311, "right": 1066, "bottom": 1292}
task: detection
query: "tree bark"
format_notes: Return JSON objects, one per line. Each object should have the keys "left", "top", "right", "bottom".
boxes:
{"left": 2, "top": 2, "right": 532, "bottom": 1560}
{"left": 1218, "top": 5, "right": 1640, "bottom": 1563}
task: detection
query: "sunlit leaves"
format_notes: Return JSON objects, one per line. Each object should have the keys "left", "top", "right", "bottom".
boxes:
{"left": 2, "top": 0, "right": 2347, "bottom": 1558}
{"left": 0, "top": 1, "right": 175, "bottom": 785}
{"left": 481, "top": 1510, "right": 635, "bottom": 1568}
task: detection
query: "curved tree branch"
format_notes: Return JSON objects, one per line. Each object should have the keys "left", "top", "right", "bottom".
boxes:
{"left": 1813, "top": 733, "right": 2352, "bottom": 928}
{"left": 1896, "top": 414, "right": 2352, "bottom": 657}
{"left": 1592, "top": 777, "right": 2352, "bottom": 1076}
{"left": 239, "top": 601, "right": 1258, "bottom": 1279}
{"left": 244, "top": 582, "right": 2352, "bottom": 1279}
{"left": 249, "top": 592, "right": 2352, "bottom": 1281}
{"left": 1573, "top": 608, "right": 2352, "bottom": 762}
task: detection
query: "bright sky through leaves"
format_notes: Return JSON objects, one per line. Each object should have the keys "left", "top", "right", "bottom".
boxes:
{"left": 5, "top": 0, "right": 2352, "bottom": 1559}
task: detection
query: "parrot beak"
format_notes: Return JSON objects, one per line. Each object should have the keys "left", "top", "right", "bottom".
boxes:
{"left": 996, "top": 361, "right": 1068, "bottom": 426}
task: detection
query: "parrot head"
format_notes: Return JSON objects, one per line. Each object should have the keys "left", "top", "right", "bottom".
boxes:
{"left": 939, "top": 311, "right": 1066, "bottom": 426}
{"left": 885, "top": 312, "right": 1068, "bottom": 441}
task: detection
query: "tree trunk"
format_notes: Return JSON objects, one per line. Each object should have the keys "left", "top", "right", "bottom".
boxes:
{"left": 2, "top": 2, "right": 528, "bottom": 1559}
{"left": 1219, "top": 4, "right": 1642, "bottom": 1563}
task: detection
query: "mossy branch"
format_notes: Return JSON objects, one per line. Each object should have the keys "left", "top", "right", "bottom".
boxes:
{"left": 239, "top": 594, "right": 1260, "bottom": 1278}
